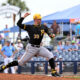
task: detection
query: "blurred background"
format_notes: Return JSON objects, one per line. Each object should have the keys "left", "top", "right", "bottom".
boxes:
{"left": 0, "top": 0, "right": 80, "bottom": 75}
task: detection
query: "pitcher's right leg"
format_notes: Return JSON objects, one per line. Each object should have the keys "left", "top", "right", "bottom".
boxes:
{"left": 39, "top": 46, "right": 60, "bottom": 77}
{"left": 18, "top": 44, "right": 38, "bottom": 66}
{"left": 0, "top": 44, "right": 38, "bottom": 72}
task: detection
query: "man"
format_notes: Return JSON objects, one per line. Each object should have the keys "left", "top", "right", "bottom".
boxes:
{"left": 3, "top": 25, "right": 10, "bottom": 40}
{"left": 0, "top": 41, "right": 16, "bottom": 74}
{"left": 56, "top": 41, "right": 64, "bottom": 52}
{"left": 0, "top": 13, "right": 60, "bottom": 76}
{"left": 70, "top": 40, "right": 78, "bottom": 51}
{"left": 50, "top": 20, "right": 60, "bottom": 35}
{"left": 75, "top": 22, "right": 80, "bottom": 36}
{"left": 15, "top": 40, "right": 23, "bottom": 52}
{"left": 64, "top": 41, "right": 71, "bottom": 51}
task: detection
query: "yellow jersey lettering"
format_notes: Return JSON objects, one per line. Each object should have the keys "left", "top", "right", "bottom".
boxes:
{"left": 34, "top": 34, "right": 39, "bottom": 39}
{"left": 41, "top": 30, "right": 44, "bottom": 36}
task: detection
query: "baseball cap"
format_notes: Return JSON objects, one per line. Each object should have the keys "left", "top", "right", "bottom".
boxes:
{"left": 33, "top": 14, "right": 42, "bottom": 19}
{"left": 6, "top": 40, "right": 11, "bottom": 43}
{"left": 71, "top": 40, "right": 75, "bottom": 43}
{"left": 18, "top": 40, "right": 21, "bottom": 42}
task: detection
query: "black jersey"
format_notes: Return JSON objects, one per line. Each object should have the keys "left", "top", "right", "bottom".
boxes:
{"left": 17, "top": 17, "right": 52, "bottom": 45}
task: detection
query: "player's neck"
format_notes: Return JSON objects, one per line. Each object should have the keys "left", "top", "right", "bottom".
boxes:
{"left": 34, "top": 23, "right": 41, "bottom": 27}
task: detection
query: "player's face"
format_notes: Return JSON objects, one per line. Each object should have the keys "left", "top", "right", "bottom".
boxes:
{"left": 6, "top": 42, "right": 10, "bottom": 46}
{"left": 34, "top": 19, "right": 41, "bottom": 25}
{"left": 58, "top": 41, "right": 62, "bottom": 45}
{"left": 66, "top": 42, "right": 69, "bottom": 45}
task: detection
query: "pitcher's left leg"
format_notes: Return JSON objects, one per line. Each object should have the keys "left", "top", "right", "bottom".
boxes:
{"left": 39, "top": 46, "right": 60, "bottom": 77}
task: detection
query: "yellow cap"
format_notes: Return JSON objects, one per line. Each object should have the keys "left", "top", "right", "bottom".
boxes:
{"left": 33, "top": 14, "right": 42, "bottom": 19}
{"left": 18, "top": 40, "right": 21, "bottom": 42}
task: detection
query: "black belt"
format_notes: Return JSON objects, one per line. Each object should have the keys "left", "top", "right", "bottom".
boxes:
{"left": 31, "top": 44, "right": 40, "bottom": 48}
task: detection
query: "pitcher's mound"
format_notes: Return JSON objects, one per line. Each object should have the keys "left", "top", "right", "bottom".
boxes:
{"left": 0, "top": 73, "right": 78, "bottom": 80}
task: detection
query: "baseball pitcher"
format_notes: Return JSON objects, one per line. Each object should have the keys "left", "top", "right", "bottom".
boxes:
{"left": 0, "top": 13, "right": 60, "bottom": 77}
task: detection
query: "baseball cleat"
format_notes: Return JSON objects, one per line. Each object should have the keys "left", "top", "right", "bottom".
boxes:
{"left": 51, "top": 69, "right": 60, "bottom": 77}
{"left": 0, "top": 64, "right": 6, "bottom": 72}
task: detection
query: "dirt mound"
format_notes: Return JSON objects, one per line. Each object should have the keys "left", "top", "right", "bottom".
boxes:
{"left": 0, "top": 73, "right": 79, "bottom": 80}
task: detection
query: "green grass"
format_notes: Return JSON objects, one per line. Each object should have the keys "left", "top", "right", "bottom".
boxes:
{"left": 64, "top": 76, "right": 80, "bottom": 79}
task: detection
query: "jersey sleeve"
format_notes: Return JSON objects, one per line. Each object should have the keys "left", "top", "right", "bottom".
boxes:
{"left": 44, "top": 26, "right": 54, "bottom": 38}
{"left": 17, "top": 17, "right": 32, "bottom": 31}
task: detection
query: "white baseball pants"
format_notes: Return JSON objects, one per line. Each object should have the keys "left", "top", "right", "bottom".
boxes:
{"left": 18, "top": 43, "right": 53, "bottom": 66}
{"left": 4, "top": 57, "right": 15, "bottom": 74}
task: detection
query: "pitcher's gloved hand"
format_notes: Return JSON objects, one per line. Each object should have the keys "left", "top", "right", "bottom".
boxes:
{"left": 49, "top": 34, "right": 55, "bottom": 38}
